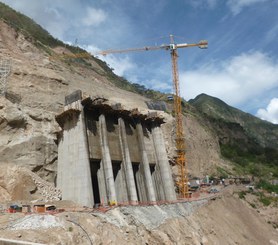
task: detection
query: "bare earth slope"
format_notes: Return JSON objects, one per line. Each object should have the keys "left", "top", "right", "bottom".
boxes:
{"left": 0, "top": 17, "right": 277, "bottom": 245}
{"left": 0, "top": 188, "right": 277, "bottom": 245}
{"left": 0, "top": 19, "right": 225, "bottom": 183}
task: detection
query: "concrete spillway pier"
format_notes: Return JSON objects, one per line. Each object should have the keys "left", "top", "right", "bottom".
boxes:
{"left": 56, "top": 90, "right": 176, "bottom": 207}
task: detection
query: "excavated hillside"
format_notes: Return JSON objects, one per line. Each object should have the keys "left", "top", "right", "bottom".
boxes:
{"left": 0, "top": 17, "right": 226, "bottom": 184}
{"left": 0, "top": 3, "right": 277, "bottom": 244}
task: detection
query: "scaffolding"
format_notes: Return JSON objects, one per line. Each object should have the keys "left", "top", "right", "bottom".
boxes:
{"left": 0, "top": 58, "right": 11, "bottom": 95}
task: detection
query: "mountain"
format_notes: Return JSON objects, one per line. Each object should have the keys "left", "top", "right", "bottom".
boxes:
{"left": 0, "top": 1, "right": 277, "bottom": 180}
{"left": 0, "top": 1, "right": 226, "bottom": 181}
{"left": 0, "top": 3, "right": 277, "bottom": 244}
{"left": 189, "top": 94, "right": 278, "bottom": 177}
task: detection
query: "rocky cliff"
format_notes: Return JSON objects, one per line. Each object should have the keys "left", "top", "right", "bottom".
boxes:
{"left": 0, "top": 12, "right": 226, "bottom": 186}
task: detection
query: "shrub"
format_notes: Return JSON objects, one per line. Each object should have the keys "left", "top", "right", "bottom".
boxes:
{"left": 238, "top": 191, "right": 247, "bottom": 199}
{"left": 256, "top": 180, "right": 278, "bottom": 194}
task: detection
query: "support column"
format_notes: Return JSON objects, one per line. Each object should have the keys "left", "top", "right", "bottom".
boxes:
{"left": 57, "top": 101, "right": 94, "bottom": 207}
{"left": 99, "top": 114, "right": 117, "bottom": 204}
{"left": 136, "top": 122, "right": 156, "bottom": 203}
{"left": 57, "top": 133, "right": 65, "bottom": 191}
{"left": 118, "top": 118, "right": 138, "bottom": 204}
{"left": 97, "top": 160, "right": 108, "bottom": 204}
{"left": 152, "top": 124, "right": 176, "bottom": 201}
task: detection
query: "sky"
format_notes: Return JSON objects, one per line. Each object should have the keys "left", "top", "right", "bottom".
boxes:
{"left": 1, "top": 0, "right": 278, "bottom": 124}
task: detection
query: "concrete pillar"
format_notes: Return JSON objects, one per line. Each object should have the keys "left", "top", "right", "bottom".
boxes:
{"left": 114, "top": 162, "right": 129, "bottom": 203}
{"left": 118, "top": 118, "right": 138, "bottom": 204}
{"left": 136, "top": 122, "right": 156, "bottom": 203}
{"left": 151, "top": 164, "right": 165, "bottom": 201}
{"left": 97, "top": 160, "right": 108, "bottom": 204}
{"left": 152, "top": 124, "right": 176, "bottom": 201}
{"left": 57, "top": 134, "right": 64, "bottom": 190}
{"left": 99, "top": 114, "right": 117, "bottom": 204}
{"left": 57, "top": 101, "right": 94, "bottom": 207}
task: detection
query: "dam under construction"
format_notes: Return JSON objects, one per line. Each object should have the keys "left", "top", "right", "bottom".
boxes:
{"left": 56, "top": 90, "right": 176, "bottom": 207}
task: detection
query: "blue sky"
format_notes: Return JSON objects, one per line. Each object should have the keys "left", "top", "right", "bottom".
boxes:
{"left": 1, "top": 0, "right": 278, "bottom": 123}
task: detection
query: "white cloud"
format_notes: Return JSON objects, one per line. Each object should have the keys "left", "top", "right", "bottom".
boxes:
{"left": 101, "top": 55, "right": 136, "bottom": 77}
{"left": 180, "top": 52, "right": 278, "bottom": 107}
{"left": 227, "top": 0, "right": 270, "bottom": 15}
{"left": 256, "top": 98, "right": 278, "bottom": 124}
{"left": 84, "top": 44, "right": 136, "bottom": 77}
{"left": 82, "top": 7, "right": 107, "bottom": 27}
{"left": 144, "top": 79, "right": 172, "bottom": 91}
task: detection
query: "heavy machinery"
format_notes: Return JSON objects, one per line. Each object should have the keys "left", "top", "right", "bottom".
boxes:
{"left": 52, "top": 35, "right": 208, "bottom": 198}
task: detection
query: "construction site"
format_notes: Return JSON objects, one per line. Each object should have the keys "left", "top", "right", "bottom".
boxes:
{"left": 56, "top": 90, "right": 176, "bottom": 207}
{"left": 0, "top": 3, "right": 278, "bottom": 244}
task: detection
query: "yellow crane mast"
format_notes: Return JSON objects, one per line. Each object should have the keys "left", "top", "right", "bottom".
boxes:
{"left": 96, "top": 35, "right": 207, "bottom": 198}
{"left": 52, "top": 35, "right": 208, "bottom": 198}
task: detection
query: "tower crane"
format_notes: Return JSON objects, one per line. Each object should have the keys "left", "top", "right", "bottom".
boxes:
{"left": 52, "top": 35, "right": 208, "bottom": 198}
{"left": 96, "top": 35, "right": 208, "bottom": 198}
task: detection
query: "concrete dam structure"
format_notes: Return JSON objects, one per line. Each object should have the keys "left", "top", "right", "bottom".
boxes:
{"left": 56, "top": 90, "right": 176, "bottom": 207}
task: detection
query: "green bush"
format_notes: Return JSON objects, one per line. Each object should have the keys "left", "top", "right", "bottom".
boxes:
{"left": 259, "top": 194, "right": 271, "bottom": 206}
{"left": 249, "top": 203, "right": 256, "bottom": 208}
{"left": 238, "top": 191, "right": 247, "bottom": 199}
{"left": 256, "top": 180, "right": 278, "bottom": 194}
{"left": 216, "top": 167, "right": 229, "bottom": 179}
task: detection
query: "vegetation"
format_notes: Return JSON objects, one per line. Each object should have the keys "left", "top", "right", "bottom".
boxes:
{"left": 189, "top": 94, "right": 278, "bottom": 179}
{"left": 236, "top": 189, "right": 277, "bottom": 207}
{"left": 238, "top": 191, "right": 247, "bottom": 199}
{"left": 0, "top": 2, "right": 85, "bottom": 54}
{"left": 258, "top": 193, "right": 272, "bottom": 206}
{"left": 249, "top": 202, "right": 256, "bottom": 209}
{"left": 216, "top": 166, "right": 230, "bottom": 179}
{"left": 256, "top": 180, "right": 278, "bottom": 194}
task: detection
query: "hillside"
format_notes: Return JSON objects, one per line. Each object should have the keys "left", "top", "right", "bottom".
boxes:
{"left": 0, "top": 186, "right": 277, "bottom": 245}
{"left": 189, "top": 93, "right": 278, "bottom": 177}
{"left": 0, "top": 1, "right": 227, "bottom": 181}
{"left": 0, "top": 3, "right": 277, "bottom": 244}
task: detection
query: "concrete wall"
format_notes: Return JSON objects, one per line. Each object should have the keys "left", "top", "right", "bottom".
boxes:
{"left": 86, "top": 113, "right": 156, "bottom": 164}
{"left": 57, "top": 94, "right": 176, "bottom": 207}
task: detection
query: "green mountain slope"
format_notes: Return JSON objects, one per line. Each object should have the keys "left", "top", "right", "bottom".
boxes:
{"left": 189, "top": 94, "right": 278, "bottom": 177}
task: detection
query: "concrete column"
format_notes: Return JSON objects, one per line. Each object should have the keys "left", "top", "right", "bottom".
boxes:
{"left": 136, "top": 122, "right": 156, "bottom": 203}
{"left": 118, "top": 118, "right": 138, "bottom": 204}
{"left": 152, "top": 124, "right": 176, "bottom": 201}
{"left": 57, "top": 101, "right": 94, "bottom": 207}
{"left": 97, "top": 160, "right": 108, "bottom": 204}
{"left": 57, "top": 134, "right": 64, "bottom": 190}
{"left": 114, "top": 163, "right": 129, "bottom": 203}
{"left": 151, "top": 164, "right": 165, "bottom": 201}
{"left": 99, "top": 114, "right": 117, "bottom": 204}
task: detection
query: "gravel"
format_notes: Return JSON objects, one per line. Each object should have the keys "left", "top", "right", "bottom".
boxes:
{"left": 9, "top": 214, "right": 64, "bottom": 230}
